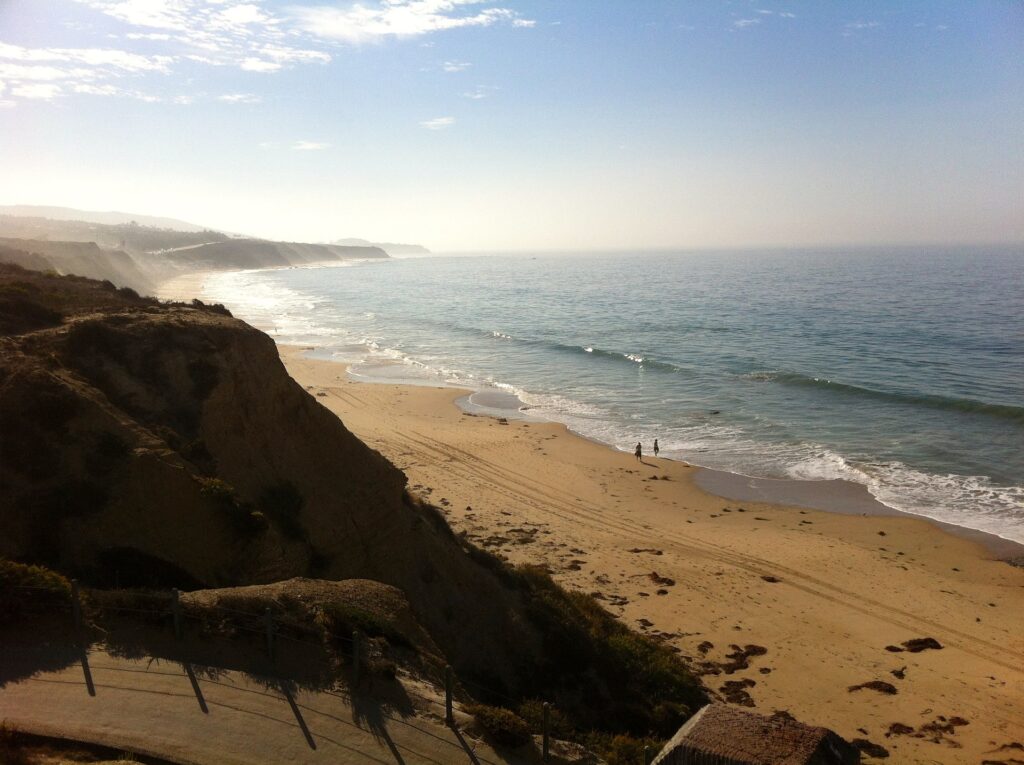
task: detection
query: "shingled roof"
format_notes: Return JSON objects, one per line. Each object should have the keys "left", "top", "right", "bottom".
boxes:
{"left": 651, "top": 704, "right": 860, "bottom": 765}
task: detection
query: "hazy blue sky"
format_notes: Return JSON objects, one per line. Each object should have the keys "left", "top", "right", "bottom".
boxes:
{"left": 1, "top": 1, "right": 1021, "bottom": 250}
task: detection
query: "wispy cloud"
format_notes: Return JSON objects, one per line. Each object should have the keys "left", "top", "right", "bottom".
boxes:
{"left": 733, "top": 18, "right": 761, "bottom": 29}
{"left": 71, "top": 82, "right": 159, "bottom": 101}
{"left": 124, "top": 32, "right": 173, "bottom": 41}
{"left": 292, "top": 140, "right": 330, "bottom": 151}
{"left": 11, "top": 83, "right": 62, "bottom": 100}
{"left": 240, "top": 57, "right": 282, "bottom": 72}
{"left": 779, "top": 12, "right": 797, "bottom": 19}
{"left": 420, "top": 116, "right": 455, "bottom": 130}
{"left": 0, "top": 42, "right": 171, "bottom": 73}
{"left": 69, "top": 1, "right": 330, "bottom": 76}
{"left": 8, "top": 1, "right": 527, "bottom": 105}
{"left": 0, "top": 41, "right": 176, "bottom": 103}
{"left": 289, "top": 0, "right": 535, "bottom": 43}
{"left": 218, "top": 92, "right": 261, "bottom": 104}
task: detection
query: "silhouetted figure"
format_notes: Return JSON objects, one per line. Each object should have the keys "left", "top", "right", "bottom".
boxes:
{"left": 635, "top": 442, "right": 642, "bottom": 461}
{"left": 653, "top": 439, "right": 660, "bottom": 457}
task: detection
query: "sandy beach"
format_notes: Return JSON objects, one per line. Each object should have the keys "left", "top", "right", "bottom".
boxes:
{"left": 278, "top": 344, "right": 1024, "bottom": 764}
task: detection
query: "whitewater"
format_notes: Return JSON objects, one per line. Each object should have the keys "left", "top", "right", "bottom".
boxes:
{"left": 196, "top": 246, "right": 1024, "bottom": 544}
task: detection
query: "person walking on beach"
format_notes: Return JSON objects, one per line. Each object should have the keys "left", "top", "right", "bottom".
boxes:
{"left": 635, "top": 442, "right": 642, "bottom": 461}
{"left": 653, "top": 439, "right": 659, "bottom": 458}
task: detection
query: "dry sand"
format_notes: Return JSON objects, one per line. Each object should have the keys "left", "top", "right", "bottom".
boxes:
{"left": 156, "top": 270, "right": 216, "bottom": 302}
{"left": 280, "top": 344, "right": 1024, "bottom": 764}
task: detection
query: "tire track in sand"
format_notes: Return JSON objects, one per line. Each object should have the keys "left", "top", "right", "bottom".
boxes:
{"left": 398, "top": 429, "right": 1024, "bottom": 676}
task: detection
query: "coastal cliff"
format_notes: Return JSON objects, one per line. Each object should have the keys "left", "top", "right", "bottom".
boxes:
{"left": 0, "top": 264, "right": 706, "bottom": 745}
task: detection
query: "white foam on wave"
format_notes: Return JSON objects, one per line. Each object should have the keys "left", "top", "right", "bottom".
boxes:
{"left": 785, "top": 449, "right": 868, "bottom": 483}
{"left": 200, "top": 267, "right": 1024, "bottom": 545}
{"left": 783, "top": 448, "right": 1024, "bottom": 544}
{"left": 860, "top": 462, "right": 1024, "bottom": 543}
{"left": 203, "top": 270, "right": 336, "bottom": 340}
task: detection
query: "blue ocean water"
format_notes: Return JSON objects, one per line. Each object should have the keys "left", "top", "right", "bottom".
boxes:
{"left": 200, "top": 247, "right": 1024, "bottom": 543}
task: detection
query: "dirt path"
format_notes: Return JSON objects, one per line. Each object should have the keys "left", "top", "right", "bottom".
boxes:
{"left": 0, "top": 648, "right": 522, "bottom": 765}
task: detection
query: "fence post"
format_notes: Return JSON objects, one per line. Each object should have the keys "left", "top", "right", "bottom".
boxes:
{"left": 264, "top": 608, "right": 274, "bottom": 660}
{"left": 171, "top": 589, "right": 182, "bottom": 640}
{"left": 444, "top": 665, "right": 454, "bottom": 726}
{"left": 352, "top": 630, "right": 361, "bottom": 687}
{"left": 542, "top": 701, "right": 550, "bottom": 762}
{"left": 71, "top": 579, "right": 82, "bottom": 635}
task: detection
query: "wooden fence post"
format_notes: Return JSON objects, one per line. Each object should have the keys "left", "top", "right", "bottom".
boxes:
{"left": 352, "top": 630, "right": 361, "bottom": 686}
{"left": 444, "top": 665, "right": 454, "bottom": 726}
{"left": 264, "top": 608, "right": 274, "bottom": 660}
{"left": 171, "top": 589, "right": 182, "bottom": 639}
{"left": 70, "top": 579, "right": 82, "bottom": 635}
{"left": 542, "top": 701, "right": 550, "bottom": 762}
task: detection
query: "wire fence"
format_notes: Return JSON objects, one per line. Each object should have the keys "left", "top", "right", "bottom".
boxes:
{"left": 4, "top": 580, "right": 663, "bottom": 764}
{"left": 10, "top": 645, "right": 508, "bottom": 765}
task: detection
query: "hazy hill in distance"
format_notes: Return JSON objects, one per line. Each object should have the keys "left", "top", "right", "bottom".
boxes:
{"left": 0, "top": 205, "right": 210, "bottom": 233}
{"left": 334, "top": 237, "right": 430, "bottom": 256}
{"left": 0, "top": 211, "right": 389, "bottom": 294}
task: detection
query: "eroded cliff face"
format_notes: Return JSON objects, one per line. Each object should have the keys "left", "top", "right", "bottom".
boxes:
{"left": 0, "top": 264, "right": 538, "bottom": 682}
{"left": 0, "top": 265, "right": 710, "bottom": 732}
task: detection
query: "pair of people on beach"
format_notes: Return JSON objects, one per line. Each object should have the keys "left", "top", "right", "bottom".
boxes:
{"left": 635, "top": 439, "right": 659, "bottom": 460}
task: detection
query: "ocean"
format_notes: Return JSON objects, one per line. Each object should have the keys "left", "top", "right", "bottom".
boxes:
{"left": 197, "top": 246, "right": 1024, "bottom": 544}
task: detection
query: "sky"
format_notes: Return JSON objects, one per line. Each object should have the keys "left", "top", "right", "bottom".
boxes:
{"left": 0, "top": 0, "right": 1022, "bottom": 251}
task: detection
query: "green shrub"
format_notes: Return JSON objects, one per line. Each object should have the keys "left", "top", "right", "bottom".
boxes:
{"left": 0, "top": 295, "right": 62, "bottom": 334}
{"left": 584, "top": 732, "right": 663, "bottom": 765}
{"left": 469, "top": 563, "right": 703, "bottom": 739}
{"left": 198, "top": 477, "right": 236, "bottom": 501}
{"left": 319, "top": 602, "right": 411, "bottom": 649}
{"left": 518, "top": 699, "right": 571, "bottom": 737}
{"left": 198, "top": 478, "right": 263, "bottom": 538}
{"left": 0, "top": 558, "right": 71, "bottom": 621}
{"left": 465, "top": 704, "right": 531, "bottom": 749}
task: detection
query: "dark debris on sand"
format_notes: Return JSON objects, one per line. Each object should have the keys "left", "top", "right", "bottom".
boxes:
{"left": 848, "top": 680, "right": 898, "bottom": 695}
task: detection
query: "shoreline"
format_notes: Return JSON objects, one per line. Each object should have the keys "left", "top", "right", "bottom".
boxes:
{"left": 695, "top": 468, "right": 1024, "bottom": 561}
{"left": 276, "top": 343, "right": 1024, "bottom": 763}
{"left": 155, "top": 268, "right": 1024, "bottom": 557}
{"left": 318, "top": 346, "right": 1024, "bottom": 560}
